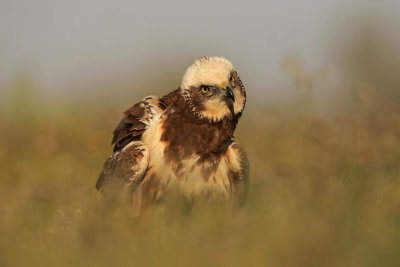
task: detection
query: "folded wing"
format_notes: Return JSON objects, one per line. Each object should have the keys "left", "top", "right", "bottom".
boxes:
{"left": 227, "top": 142, "right": 250, "bottom": 207}
{"left": 112, "top": 97, "right": 158, "bottom": 152}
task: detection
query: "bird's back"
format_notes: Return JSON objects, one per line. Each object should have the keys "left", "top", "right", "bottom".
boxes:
{"left": 111, "top": 89, "right": 180, "bottom": 152}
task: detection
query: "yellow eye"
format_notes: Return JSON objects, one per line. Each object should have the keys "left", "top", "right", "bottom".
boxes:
{"left": 201, "top": 86, "right": 209, "bottom": 93}
{"left": 230, "top": 76, "right": 235, "bottom": 82}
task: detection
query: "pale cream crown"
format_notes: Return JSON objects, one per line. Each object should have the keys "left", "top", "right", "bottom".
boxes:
{"left": 181, "top": 57, "right": 235, "bottom": 90}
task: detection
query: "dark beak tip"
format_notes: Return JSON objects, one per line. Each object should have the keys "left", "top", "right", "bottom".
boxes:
{"left": 226, "top": 87, "right": 235, "bottom": 102}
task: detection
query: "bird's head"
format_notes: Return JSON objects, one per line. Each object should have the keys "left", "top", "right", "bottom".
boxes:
{"left": 180, "top": 56, "right": 246, "bottom": 122}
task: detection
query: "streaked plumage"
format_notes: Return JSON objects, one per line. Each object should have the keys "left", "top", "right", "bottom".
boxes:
{"left": 96, "top": 56, "right": 249, "bottom": 215}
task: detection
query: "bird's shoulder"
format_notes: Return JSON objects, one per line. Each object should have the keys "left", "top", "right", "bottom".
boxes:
{"left": 226, "top": 142, "right": 249, "bottom": 206}
{"left": 226, "top": 142, "right": 249, "bottom": 176}
{"left": 112, "top": 89, "right": 181, "bottom": 152}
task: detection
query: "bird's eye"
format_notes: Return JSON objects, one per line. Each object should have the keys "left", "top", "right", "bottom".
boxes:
{"left": 201, "top": 86, "right": 209, "bottom": 94}
{"left": 230, "top": 76, "right": 235, "bottom": 82}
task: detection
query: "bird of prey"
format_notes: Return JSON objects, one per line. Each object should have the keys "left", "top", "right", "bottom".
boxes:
{"left": 96, "top": 56, "right": 249, "bottom": 215}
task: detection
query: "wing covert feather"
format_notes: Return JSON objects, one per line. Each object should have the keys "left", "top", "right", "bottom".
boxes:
{"left": 112, "top": 97, "right": 157, "bottom": 152}
{"left": 96, "top": 141, "right": 149, "bottom": 192}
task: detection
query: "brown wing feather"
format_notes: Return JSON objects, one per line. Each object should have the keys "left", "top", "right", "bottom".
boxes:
{"left": 111, "top": 90, "right": 181, "bottom": 152}
{"left": 96, "top": 141, "right": 149, "bottom": 209}
{"left": 112, "top": 97, "right": 155, "bottom": 152}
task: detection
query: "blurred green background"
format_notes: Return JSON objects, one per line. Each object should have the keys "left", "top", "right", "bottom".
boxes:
{"left": 1, "top": 1, "right": 400, "bottom": 266}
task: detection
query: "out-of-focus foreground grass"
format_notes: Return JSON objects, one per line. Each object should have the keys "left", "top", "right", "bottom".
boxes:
{"left": 1, "top": 32, "right": 400, "bottom": 267}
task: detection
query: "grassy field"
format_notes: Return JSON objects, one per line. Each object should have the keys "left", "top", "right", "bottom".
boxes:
{"left": 1, "top": 33, "right": 400, "bottom": 265}
{"left": 1, "top": 78, "right": 400, "bottom": 267}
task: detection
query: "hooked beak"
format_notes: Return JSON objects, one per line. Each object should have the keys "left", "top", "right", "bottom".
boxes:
{"left": 225, "top": 86, "right": 235, "bottom": 102}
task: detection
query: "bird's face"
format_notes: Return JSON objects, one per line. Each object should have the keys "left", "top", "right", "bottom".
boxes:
{"left": 181, "top": 57, "right": 246, "bottom": 122}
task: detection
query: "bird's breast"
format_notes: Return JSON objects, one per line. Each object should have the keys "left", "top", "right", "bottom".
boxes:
{"left": 140, "top": 111, "right": 233, "bottom": 202}
{"left": 173, "top": 153, "right": 232, "bottom": 200}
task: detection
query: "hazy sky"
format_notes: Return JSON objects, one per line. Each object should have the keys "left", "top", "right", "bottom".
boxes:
{"left": 1, "top": 0, "right": 399, "bottom": 99}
